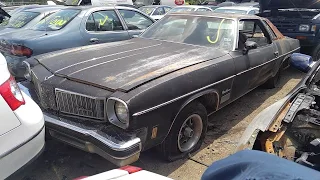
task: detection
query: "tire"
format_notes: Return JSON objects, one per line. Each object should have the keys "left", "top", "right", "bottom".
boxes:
{"left": 263, "top": 64, "right": 282, "bottom": 89}
{"left": 312, "top": 44, "right": 320, "bottom": 61}
{"left": 160, "top": 101, "right": 208, "bottom": 161}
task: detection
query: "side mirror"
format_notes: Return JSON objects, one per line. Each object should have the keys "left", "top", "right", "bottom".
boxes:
{"left": 243, "top": 41, "right": 258, "bottom": 55}
{"left": 290, "top": 53, "right": 315, "bottom": 73}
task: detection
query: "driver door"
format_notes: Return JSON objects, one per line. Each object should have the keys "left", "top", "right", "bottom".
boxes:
{"left": 118, "top": 9, "right": 154, "bottom": 38}
{"left": 230, "top": 19, "right": 278, "bottom": 100}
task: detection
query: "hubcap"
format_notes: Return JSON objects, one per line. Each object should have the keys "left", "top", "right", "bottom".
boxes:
{"left": 178, "top": 114, "right": 203, "bottom": 152}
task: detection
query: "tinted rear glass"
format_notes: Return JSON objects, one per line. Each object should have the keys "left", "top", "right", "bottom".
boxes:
{"left": 5, "top": 11, "right": 40, "bottom": 28}
{"left": 33, "top": 9, "right": 80, "bottom": 31}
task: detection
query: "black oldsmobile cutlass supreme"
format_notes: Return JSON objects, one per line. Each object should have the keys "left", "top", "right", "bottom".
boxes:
{"left": 20, "top": 12, "right": 300, "bottom": 166}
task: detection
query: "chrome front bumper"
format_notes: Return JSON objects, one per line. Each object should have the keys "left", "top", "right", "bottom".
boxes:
{"left": 45, "top": 114, "right": 142, "bottom": 166}
{"left": 18, "top": 82, "right": 142, "bottom": 166}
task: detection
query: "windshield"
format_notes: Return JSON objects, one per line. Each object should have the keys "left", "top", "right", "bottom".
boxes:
{"left": 33, "top": 9, "right": 80, "bottom": 31}
{"left": 139, "top": 7, "right": 155, "bottom": 15}
{"left": 4, "top": 11, "right": 39, "bottom": 28}
{"left": 170, "top": 7, "right": 195, "bottom": 12}
{"left": 214, "top": 9, "right": 247, "bottom": 14}
{"left": 141, "top": 15, "right": 235, "bottom": 50}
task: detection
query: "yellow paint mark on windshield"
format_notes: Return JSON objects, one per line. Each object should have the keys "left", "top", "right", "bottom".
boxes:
{"left": 99, "top": 16, "right": 109, "bottom": 26}
{"left": 207, "top": 19, "right": 225, "bottom": 44}
{"left": 49, "top": 19, "right": 67, "bottom": 26}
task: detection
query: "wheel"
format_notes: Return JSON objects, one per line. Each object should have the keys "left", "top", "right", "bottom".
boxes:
{"left": 263, "top": 65, "right": 282, "bottom": 89}
{"left": 312, "top": 44, "right": 320, "bottom": 61}
{"left": 160, "top": 101, "right": 208, "bottom": 161}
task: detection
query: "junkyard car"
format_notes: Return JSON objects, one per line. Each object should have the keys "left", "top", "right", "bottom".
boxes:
{"left": 0, "top": 52, "right": 44, "bottom": 179}
{"left": 0, "top": 6, "right": 155, "bottom": 78}
{"left": 0, "top": 6, "right": 65, "bottom": 33}
{"left": 20, "top": 12, "right": 299, "bottom": 166}
{"left": 258, "top": 0, "right": 320, "bottom": 60}
{"left": 139, "top": 5, "right": 172, "bottom": 20}
{"left": 237, "top": 53, "right": 320, "bottom": 171}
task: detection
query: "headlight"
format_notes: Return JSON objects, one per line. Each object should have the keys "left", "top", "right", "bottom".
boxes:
{"left": 22, "top": 61, "right": 31, "bottom": 81}
{"left": 106, "top": 97, "right": 129, "bottom": 129}
{"left": 299, "top": 24, "right": 310, "bottom": 32}
{"left": 115, "top": 101, "right": 129, "bottom": 123}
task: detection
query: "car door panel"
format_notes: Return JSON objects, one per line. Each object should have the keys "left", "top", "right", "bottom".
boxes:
{"left": 246, "top": 44, "right": 277, "bottom": 88}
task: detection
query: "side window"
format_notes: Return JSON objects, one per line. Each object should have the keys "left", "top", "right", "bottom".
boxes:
{"left": 153, "top": 7, "right": 165, "bottom": 15}
{"left": 164, "top": 7, "right": 172, "bottom": 13}
{"left": 86, "top": 10, "right": 124, "bottom": 32}
{"left": 262, "top": 20, "right": 277, "bottom": 40}
{"left": 238, "top": 20, "right": 271, "bottom": 48}
{"left": 119, "top": 10, "right": 153, "bottom": 30}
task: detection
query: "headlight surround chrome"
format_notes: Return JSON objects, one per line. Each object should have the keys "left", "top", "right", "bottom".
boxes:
{"left": 107, "top": 97, "right": 129, "bottom": 129}
{"left": 299, "top": 24, "right": 310, "bottom": 32}
{"left": 22, "top": 61, "right": 31, "bottom": 81}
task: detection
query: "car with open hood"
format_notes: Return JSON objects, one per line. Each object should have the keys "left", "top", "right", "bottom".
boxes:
{"left": 0, "top": 6, "right": 154, "bottom": 79}
{"left": 237, "top": 53, "right": 320, "bottom": 171}
{"left": 258, "top": 0, "right": 320, "bottom": 61}
{"left": 19, "top": 12, "right": 299, "bottom": 166}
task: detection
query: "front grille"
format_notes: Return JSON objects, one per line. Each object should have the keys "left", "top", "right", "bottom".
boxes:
{"left": 272, "top": 20, "right": 299, "bottom": 32}
{"left": 55, "top": 88, "right": 105, "bottom": 120}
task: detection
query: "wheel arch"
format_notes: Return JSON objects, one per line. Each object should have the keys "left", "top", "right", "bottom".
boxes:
{"left": 161, "top": 89, "right": 220, "bottom": 142}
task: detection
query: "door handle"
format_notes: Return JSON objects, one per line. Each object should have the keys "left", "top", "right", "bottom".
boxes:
{"left": 90, "top": 38, "right": 99, "bottom": 43}
{"left": 274, "top": 51, "right": 279, "bottom": 57}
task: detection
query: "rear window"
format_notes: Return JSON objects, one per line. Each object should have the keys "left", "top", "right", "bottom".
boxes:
{"left": 5, "top": 11, "right": 40, "bottom": 28}
{"left": 33, "top": 9, "right": 80, "bottom": 31}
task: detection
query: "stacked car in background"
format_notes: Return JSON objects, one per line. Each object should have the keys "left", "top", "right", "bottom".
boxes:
{"left": 2, "top": 0, "right": 320, "bottom": 179}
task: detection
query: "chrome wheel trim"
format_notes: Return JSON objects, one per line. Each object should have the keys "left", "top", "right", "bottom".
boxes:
{"left": 178, "top": 114, "right": 203, "bottom": 152}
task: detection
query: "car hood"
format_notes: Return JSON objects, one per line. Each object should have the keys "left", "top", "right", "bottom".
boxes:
{"left": 259, "top": 0, "right": 320, "bottom": 11}
{"left": 35, "top": 38, "right": 228, "bottom": 92}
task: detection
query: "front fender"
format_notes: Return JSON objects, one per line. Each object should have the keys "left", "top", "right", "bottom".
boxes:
{"left": 236, "top": 96, "right": 289, "bottom": 151}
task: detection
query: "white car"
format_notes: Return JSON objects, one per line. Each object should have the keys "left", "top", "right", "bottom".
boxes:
{"left": 214, "top": 6, "right": 259, "bottom": 15}
{"left": 170, "top": 5, "right": 213, "bottom": 13}
{"left": 74, "top": 166, "right": 173, "bottom": 180}
{"left": 139, "top": 5, "right": 172, "bottom": 20}
{"left": 0, "top": 53, "right": 45, "bottom": 179}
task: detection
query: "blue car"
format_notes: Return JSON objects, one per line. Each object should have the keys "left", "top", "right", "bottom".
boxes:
{"left": 0, "top": 6, "right": 155, "bottom": 78}
{"left": 0, "top": 6, "right": 65, "bottom": 34}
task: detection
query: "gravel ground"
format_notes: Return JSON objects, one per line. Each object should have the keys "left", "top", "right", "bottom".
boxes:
{"left": 10, "top": 67, "right": 304, "bottom": 180}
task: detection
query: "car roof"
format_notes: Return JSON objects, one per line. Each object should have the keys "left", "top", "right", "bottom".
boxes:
{"left": 24, "top": 6, "right": 65, "bottom": 13}
{"left": 168, "top": 11, "right": 261, "bottom": 20}
{"left": 62, "top": 5, "right": 137, "bottom": 11}
{"left": 215, "top": 6, "right": 258, "bottom": 11}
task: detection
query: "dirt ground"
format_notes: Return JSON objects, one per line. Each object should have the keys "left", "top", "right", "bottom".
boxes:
{"left": 10, "top": 68, "right": 304, "bottom": 180}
